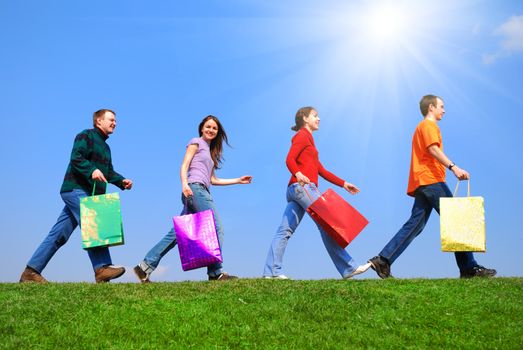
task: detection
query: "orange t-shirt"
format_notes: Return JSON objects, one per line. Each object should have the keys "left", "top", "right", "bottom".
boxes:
{"left": 407, "top": 119, "right": 446, "bottom": 196}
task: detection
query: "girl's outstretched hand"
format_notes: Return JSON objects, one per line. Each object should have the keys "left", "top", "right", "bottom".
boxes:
{"left": 344, "top": 182, "right": 360, "bottom": 194}
{"left": 238, "top": 175, "right": 253, "bottom": 184}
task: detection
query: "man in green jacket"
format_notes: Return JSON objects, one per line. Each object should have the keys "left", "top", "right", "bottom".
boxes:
{"left": 20, "top": 109, "right": 133, "bottom": 283}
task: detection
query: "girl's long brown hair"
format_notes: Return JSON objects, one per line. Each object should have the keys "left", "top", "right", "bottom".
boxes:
{"left": 198, "top": 115, "right": 230, "bottom": 169}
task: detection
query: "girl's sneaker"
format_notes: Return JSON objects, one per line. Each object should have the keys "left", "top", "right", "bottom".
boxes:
{"left": 263, "top": 275, "right": 290, "bottom": 280}
{"left": 345, "top": 262, "right": 372, "bottom": 279}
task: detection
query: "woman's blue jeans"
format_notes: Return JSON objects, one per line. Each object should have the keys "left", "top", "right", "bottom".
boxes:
{"left": 27, "top": 189, "right": 113, "bottom": 273}
{"left": 379, "top": 182, "right": 478, "bottom": 272}
{"left": 141, "top": 183, "right": 224, "bottom": 277}
{"left": 263, "top": 183, "right": 357, "bottom": 278}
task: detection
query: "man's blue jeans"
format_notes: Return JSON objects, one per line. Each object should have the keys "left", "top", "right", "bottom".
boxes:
{"left": 27, "top": 189, "right": 113, "bottom": 273}
{"left": 141, "top": 183, "right": 224, "bottom": 278}
{"left": 264, "top": 183, "right": 357, "bottom": 278}
{"left": 379, "top": 182, "right": 478, "bottom": 272}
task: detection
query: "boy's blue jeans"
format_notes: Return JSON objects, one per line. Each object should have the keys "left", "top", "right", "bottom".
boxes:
{"left": 27, "top": 189, "right": 113, "bottom": 273}
{"left": 379, "top": 182, "right": 478, "bottom": 272}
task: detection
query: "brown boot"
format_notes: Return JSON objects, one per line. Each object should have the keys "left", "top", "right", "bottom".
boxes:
{"left": 95, "top": 265, "right": 126, "bottom": 283}
{"left": 19, "top": 266, "right": 48, "bottom": 283}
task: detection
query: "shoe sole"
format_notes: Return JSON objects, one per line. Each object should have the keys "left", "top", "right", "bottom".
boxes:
{"left": 209, "top": 275, "right": 239, "bottom": 281}
{"left": 96, "top": 269, "right": 126, "bottom": 283}
{"left": 19, "top": 279, "right": 48, "bottom": 284}
{"left": 460, "top": 273, "right": 497, "bottom": 279}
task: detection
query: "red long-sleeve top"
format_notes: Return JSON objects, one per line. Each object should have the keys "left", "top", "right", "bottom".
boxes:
{"left": 286, "top": 128, "right": 345, "bottom": 188}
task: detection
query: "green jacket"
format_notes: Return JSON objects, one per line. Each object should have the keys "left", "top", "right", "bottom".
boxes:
{"left": 60, "top": 128, "right": 125, "bottom": 195}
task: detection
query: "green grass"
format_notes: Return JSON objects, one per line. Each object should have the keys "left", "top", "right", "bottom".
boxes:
{"left": 1, "top": 278, "right": 522, "bottom": 349}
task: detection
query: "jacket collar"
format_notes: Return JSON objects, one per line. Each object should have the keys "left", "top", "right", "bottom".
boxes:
{"left": 94, "top": 127, "right": 109, "bottom": 140}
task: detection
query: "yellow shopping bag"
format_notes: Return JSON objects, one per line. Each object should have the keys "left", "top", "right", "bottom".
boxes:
{"left": 440, "top": 180, "right": 486, "bottom": 252}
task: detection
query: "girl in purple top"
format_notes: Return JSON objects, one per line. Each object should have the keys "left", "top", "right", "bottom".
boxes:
{"left": 134, "top": 115, "right": 252, "bottom": 282}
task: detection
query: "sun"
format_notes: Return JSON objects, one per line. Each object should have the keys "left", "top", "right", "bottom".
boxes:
{"left": 360, "top": 3, "right": 415, "bottom": 51}
{"left": 367, "top": 6, "right": 409, "bottom": 43}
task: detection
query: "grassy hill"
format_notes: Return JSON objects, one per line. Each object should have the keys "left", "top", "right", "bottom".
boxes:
{"left": 1, "top": 278, "right": 522, "bottom": 349}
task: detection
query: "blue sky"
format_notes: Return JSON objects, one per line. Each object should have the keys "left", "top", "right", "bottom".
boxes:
{"left": 1, "top": 0, "right": 522, "bottom": 282}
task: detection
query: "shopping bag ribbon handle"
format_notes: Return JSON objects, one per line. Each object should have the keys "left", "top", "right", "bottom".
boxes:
{"left": 91, "top": 181, "right": 107, "bottom": 196}
{"left": 453, "top": 180, "right": 471, "bottom": 197}
{"left": 301, "top": 183, "right": 325, "bottom": 202}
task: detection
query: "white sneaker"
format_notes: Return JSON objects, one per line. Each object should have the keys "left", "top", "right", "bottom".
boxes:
{"left": 345, "top": 262, "right": 372, "bottom": 279}
{"left": 263, "top": 275, "right": 290, "bottom": 280}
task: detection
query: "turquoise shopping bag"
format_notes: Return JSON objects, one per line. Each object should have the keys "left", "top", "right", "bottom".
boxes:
{"left": 80, "top": 182, "right": 124, "bottom": 249}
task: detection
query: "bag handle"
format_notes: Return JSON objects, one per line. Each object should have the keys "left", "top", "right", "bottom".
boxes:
{"left": 453, "top": 180, "right": 471, "bottom": 197}
{"left": 301, "top": 183, "right": 324, "bottom": 202}
{"left": 91, "top": 181, "right": 107, "bottom": 196}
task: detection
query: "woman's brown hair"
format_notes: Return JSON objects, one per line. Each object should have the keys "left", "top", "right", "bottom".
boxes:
{"left": 198, "top": 115, "right": 230, "bottom": 169}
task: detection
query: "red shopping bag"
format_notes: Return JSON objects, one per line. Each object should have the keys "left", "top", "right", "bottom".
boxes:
{"left": 306, "top": 188, "right": 369, "bottom": 248}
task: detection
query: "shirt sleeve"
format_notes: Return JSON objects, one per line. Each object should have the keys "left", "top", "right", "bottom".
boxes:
{"left": 187, "top": 137, "right": 201, "bottom": 148}
{"left": 318, "top": 160, "right": 345, "bottom": 187}
{"left": 421, "top": 121, "right": 441, "bottom": 149}
{"left": 286, "top": 131, "right": 309, "bottom": 175}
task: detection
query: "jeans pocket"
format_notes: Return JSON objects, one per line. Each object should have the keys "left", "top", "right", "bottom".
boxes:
{"left": 293, "top": 184, "right": 305, "bottom": 200}
{"left": 181, "top": 194, "right": 195, "bottom": 212}
{"left": 189, "top": 195, "right": 203, "bottom": 213}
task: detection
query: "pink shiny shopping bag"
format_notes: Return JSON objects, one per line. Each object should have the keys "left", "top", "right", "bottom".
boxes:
{"left": 173, "top": 209, "right": 223, "bottom": 271}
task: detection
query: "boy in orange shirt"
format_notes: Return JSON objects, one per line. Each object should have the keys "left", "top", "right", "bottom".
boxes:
{"left": 368, "top": 95, "right": 496, "bottom": 279}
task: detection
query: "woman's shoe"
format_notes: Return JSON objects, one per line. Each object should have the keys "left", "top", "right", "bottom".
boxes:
{"left": 263, "top": 275, "right": 290, "bottom": 280}
{"left": 345, "top": 262, "right": 372, "bottom": 279}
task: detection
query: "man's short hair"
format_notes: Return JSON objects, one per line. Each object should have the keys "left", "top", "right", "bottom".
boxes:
{"left": 93, "top": 109, "right": 115, "bottom": 127}
{"left": 419, "top": 95, "right": 441, "bottom": 117}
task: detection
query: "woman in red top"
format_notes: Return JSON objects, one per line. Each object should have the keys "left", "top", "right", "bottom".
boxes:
{"left": 263, "top": 106, "right": 371, "bottom": 279}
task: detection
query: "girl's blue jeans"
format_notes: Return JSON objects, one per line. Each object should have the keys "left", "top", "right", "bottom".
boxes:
{"left": 263, "top": 183, "right": 357, "bottom": 278}
{"left": 141, "top": 183, "right": 224, "bottom": 278}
